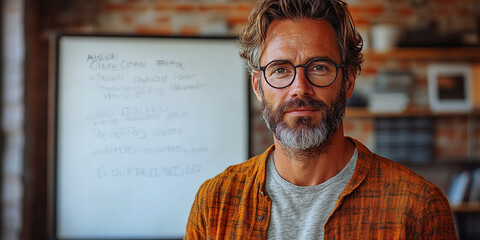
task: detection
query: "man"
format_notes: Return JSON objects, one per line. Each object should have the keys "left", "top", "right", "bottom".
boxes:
{"left": 185, "top": 0, "right": 457, "bottom": 239}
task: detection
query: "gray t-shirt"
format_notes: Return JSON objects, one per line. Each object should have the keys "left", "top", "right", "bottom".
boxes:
{"left": 265, "top": 148, "right": 358, "bottom": 240}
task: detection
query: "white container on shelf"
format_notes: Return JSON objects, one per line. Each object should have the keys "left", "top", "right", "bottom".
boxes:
{"left": 368, "top": 93, "right": 409, "bottom": 113}
{"left": 371, "top": 24, "right": 402, "bottom": 52}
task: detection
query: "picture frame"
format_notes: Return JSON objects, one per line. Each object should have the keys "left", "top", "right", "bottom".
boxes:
{"left": 427, "top": 63, "right": 472, "bottom": 113}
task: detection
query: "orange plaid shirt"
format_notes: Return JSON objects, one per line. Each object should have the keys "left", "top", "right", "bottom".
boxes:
{"left": 185, "top": 138, "right": 457, "bottom": 239}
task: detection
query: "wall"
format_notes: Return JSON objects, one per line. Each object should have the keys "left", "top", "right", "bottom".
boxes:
{"left": 1, "top": 0, "right": 479, "bottom": 239}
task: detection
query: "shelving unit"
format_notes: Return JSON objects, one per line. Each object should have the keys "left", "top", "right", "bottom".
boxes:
{"left": 351, "top": 47, "right": 480, "bottom": 237}
{"left": 451, "top": 203, "right": 480, "bottom": 213}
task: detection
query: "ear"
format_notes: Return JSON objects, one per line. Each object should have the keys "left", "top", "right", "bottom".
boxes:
{"left": 345, "top": 69, "right": 356, "bottom": 99}
{"left": 251, "top": 70, "right": 263, "bottom": 102}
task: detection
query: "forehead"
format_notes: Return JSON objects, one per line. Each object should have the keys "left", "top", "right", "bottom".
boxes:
{"left": 261, "top": 19, "right": 340, "bottom": 64}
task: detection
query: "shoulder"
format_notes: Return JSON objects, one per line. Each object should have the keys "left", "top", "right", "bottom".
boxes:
{"left": 333, "top": 138, "right": 456, "bottom": 239}
{"left": 373, "top": 153, "right": 427, "bottom": 184}
{"left": 352, "top": 138, "right": 449, "bottom": 206}
{"left": 374, "top": 154, "right": 444, "bottom": 196}
{"left": 368, "top": 152, "right": 455, "bottom": 237}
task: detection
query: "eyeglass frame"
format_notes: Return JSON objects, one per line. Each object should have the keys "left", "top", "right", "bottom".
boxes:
{"left": 258, "top": 57, "right": 346, "bottom": 89}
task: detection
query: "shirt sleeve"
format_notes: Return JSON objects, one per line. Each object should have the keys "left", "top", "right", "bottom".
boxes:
{"left": 419, "top": 186, "right": 458, "bottom": 240}
{"left": 185, "top": 182, "right": 208, "bottom": 240}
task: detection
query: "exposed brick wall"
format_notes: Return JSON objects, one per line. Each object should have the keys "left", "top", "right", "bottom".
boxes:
{"left": 436, "top": 116, "right": 480, "bottom": 159}
{"left": 58, "top": 0, "right": 480, "bottom": 35}
{"left": 344, "top": 117, "right": 374, "bottom": 149}
{"left": 56, "top": 0, "right": 256, "bottom": 35}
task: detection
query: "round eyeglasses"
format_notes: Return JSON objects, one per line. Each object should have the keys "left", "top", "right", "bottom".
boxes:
{"left": 259, "top": 58, "right": 345, "bottom": 89}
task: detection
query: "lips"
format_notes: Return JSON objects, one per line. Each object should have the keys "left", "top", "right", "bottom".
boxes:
{"left": 285, "top": 108, "right": 319, "bottom": 114}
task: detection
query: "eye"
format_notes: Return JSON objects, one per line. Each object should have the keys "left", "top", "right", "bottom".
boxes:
{"left": 273, "top": 67, "right": 287, "bottom": 74}
{"left": 266, "top": 62, "right": 293, "bottom": 77}
{"left": 310, "top": 64, "right": 329, "bottom": 72}
{"left": 315, "top": 65, "right": 327, "bottom": 70}
{"left": 308, "top": 61, "right": 335, "bottom": 75}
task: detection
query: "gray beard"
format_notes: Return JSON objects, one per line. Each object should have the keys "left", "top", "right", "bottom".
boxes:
{"left": 271, "top": 117, "right": 330, "bottom": 150}
{"left": 260, "top": 84, "right": 346, "bottom": 153}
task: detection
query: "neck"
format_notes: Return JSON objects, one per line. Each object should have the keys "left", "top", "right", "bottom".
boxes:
{"left": 272, "top": 123, "right": 355, "bottom": 186}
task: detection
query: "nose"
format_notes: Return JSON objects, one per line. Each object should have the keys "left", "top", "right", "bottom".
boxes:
{"left": 289, "top": 67, "right": 314, "bottom": 98}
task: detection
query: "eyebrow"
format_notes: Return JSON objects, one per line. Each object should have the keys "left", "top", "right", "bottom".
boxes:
{"left": 305, "top": 56, "right": 334, "bottom": 63}
{"left": 263, "top": 56, "right": 337, "bottom": 66}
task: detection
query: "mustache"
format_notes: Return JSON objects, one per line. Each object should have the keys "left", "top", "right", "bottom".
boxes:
{"left": 276, "top": 97, "right": 329, "bottom": 114}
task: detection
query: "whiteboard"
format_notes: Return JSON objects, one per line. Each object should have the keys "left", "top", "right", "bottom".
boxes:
{"left": 53, "top": 36, "right": 248, "bottom": 239}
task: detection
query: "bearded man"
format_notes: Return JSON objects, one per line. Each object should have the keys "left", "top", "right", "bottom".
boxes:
{"left": 185, "top": 0, "right": 457, "bottom": 239}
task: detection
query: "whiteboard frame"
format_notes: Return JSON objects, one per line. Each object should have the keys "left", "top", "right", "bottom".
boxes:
{"left": 48, "top": 34, "right": 251, "bottom": 240}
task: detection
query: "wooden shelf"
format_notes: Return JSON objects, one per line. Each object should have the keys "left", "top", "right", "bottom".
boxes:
{"left": 345, "top": 107, "right": 480, "bottom": 118}
{"left": 403, "top": 160, "right": 480, "bottom": 168}
{"left": 364, "top": 47, "right": 480, "bottom": 61}
{"left": 451, "top": 202, "right": 480, "bottom": 213}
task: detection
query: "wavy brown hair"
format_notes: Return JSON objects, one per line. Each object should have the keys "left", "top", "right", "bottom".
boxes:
{"left": 238, "top": 0, "right": 363, "bottom": 76}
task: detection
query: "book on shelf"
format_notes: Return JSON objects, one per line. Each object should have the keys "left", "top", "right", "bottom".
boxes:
{"left": 470, "top": 168, "right": 480, "bottom": 202}
{"left": 374, "top": 117, "right": 433, "bottom": 163}
{"left": 448, "top": 171, "right": 471, "bottom": 205}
